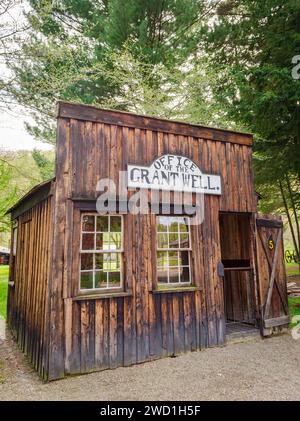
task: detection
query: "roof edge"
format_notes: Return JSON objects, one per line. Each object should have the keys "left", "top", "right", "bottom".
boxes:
{"left": 56, "top": 101, "right": 253, "bottom": 146}
{"left": 6, "top": 178, "right": 55, "bottom": 216}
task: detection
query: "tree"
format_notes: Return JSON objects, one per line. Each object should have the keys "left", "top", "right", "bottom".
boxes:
{"left": 202, "top": 0, "right": 300, "bottom": 260}
{"left": 0, "top": 0, "right": 29, "bottom": 111}
{"left": 0, "top": 150, "right": 50, "bottom": 238}
{"left": 7, "top": 0, "right": 215, "bottom": 143}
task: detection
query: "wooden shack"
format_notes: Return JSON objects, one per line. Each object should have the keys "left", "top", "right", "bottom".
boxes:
{"left": 7, "top": 102, "right": 289, "bottom": 381}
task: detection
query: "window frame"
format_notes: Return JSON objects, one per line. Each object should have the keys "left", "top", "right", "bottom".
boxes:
{"left": 155, "top": 215, "right": 193, "bottom": 288}
{"left": 79, "top": 212, "right": 124, "bottom": 294}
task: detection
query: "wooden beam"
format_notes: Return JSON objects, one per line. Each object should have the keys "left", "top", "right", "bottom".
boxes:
{"left": 264, "top": 315, "right": 290, "bottom": 328}
{"left": 256, "top": 218, "right": 283, "bottom": 228}
{"left": 57, "top": 101, "right": 253, "bottom": 146}
{"left": 263, "top": 229, "right": 281, "bottom": 320}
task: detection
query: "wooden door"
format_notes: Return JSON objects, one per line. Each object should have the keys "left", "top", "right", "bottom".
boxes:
{"left": 256, "top": 215, "right": 289, "bottom": 335}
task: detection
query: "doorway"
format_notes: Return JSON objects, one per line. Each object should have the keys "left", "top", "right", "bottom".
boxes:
{"left": 219, "top": 213, "right": 258, "bottom": 337}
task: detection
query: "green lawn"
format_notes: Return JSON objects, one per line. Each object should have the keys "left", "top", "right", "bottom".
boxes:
{"left": 0, "top": 265, "right": 9, "bottom": 320}
{"left": 289, "top": 297, "right": 300, "bottom": 326}
{"left": 286, "top": 262, "right": 300, "bottom": 277}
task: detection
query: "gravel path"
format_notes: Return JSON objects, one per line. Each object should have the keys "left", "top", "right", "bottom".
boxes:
{"left": 1, "top": 319, "right": 300, "bottom": 401}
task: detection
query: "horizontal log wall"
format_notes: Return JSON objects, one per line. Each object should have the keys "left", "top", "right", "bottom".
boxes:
{"left": 47, "top": 110, "right": 256, "bottom": 379}
{"left": 7, "top": 196, "right": 53, "bottom": 379}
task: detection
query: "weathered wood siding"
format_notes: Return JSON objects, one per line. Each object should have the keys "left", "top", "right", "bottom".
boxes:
{"left": 47, "top": 103, "right": 257, "bottom": 379}
{"left": 7, "top": 196, "right": 53, "bottom": 379}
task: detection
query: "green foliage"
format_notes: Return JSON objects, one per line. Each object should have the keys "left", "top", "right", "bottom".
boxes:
{"left": 7, "top": 1, "right": 222, "bottom": 143}
{"left": 32, "top": 149, "right": 55, "bottom": 180}
{"left": 203, "top": 0, "right": 300, "bottom": 182}
{"left": 0, "top": 265, "right": 9, "bottom": 320}
{"left": 289, "top": 297, "right": 300, "bottom": 325}
{"left": 202, "top": 0, "right": 300, "bottom": 255}
{"left": 0, "top": 158, "right": 19, "bottom": 233}
{"left": 2, "top": 0, "right": 300, "bottom": 251}
{"left": 0, "top": 151, "right": 54, "bottom": 241}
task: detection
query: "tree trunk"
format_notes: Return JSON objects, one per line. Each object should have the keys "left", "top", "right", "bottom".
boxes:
{"left": 279, "top": 180, "right": 299, "bottom": 259}
{"left": 285, "top": 175, "right": 300, "bottom": 264}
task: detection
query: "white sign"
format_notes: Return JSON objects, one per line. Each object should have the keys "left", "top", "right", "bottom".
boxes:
{"left": 127, "top": 154, "right": 221, "bottom": 195}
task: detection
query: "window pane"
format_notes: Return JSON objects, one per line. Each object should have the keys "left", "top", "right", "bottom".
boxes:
{"left": 82, "top": 215, "right": 95, "bottom": 232}
{"left": 82, "top": 233, "right": 94, "bottom": 250}
{"left": 157, "top": 216, "right": 168, "bottom": 232}
{"left": 80, "top": 214, "right": 123, "bottom": 291}
{"left": 157, "top": 251, "right": 168, "bottom": 268}
{"left": 96, "top": 216, "right": 108, "bottom": 232}
{"left": 169, "top": 251, "right": 179, "bottom": 267}
{"left": 169, "top": 233, "right": 179, "bottom": 249}
{"left": 179, "top": 250, "right": 189, "bottom": 266}
{"left": 179, "top": 217, "right": 189, "bottom": 232}
{"left": 157, "top": 233, "right": 168, "bottom": 249}
{"left": 156, "top": 215, "right": 191, "bottom": 287}
{"left": 108, "top": 272, "right": 121, "bottom": 288}
{"left": 109, "top": 253, "right": 121, "bottom": 270}
{"left": 157, "top": 268, "right": 168, "bottom": 284}
{"left": 80, "top": 271, "right": 93, "bottom": 289}
{"left": 169, "top": 267, "right": 180, "bottom": 283}
{"left": 81, "top": 253, "right": 93, "bottom": 270}
{"left": 103, "top": 253, "right": 110, "bottom": 271}
{"left": 95, "top": 271, "right": 107, "bottom": 288}
{"left": 96, "top": 233, "right": 110, "bottom": 250}
{"left": 110, "top": 216, "right": 122, "bottom": 232}
{"left": 180, "top": 266, "right": 190, "bottom": 283}
{"left": 169, "top": 219, "right": 178, "bottom": 232}
{"left": 180, "top": 233, "right": 189, "bottom": 248}
{"left": 110, "top": 232, "right": 122, "bottom": 250}
{"left": 95, "top": 254, "right": 104, "bottom": 270}
{"left": 95, "top": 233, "right": 103, "bottom": 250}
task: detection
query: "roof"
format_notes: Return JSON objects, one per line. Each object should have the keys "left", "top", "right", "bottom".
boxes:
{"left": 6, "top": 179, "right": 54, "bottom": 216}
{"left": 56, "top": 101, "right": 253, "bottom": 146}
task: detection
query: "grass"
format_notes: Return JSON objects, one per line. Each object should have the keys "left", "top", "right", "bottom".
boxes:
{"left": 0, "top": 265, "right": 9, "bottom": 320}
{"left": 288, "top": 297, "right": 300, "bottom": 327}
{"left": 286, "top": 262, "right": 300, "bottom": 277}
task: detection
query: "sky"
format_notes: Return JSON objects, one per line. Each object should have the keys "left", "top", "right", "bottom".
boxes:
{"left": 0, "top": 0, "right": 53, "bottom": 152}
{"left": 0, "top": 109, "right": 53, "bottom": 151}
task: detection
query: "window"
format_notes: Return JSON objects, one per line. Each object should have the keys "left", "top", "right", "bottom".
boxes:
{"left": 80, "top": 214, "right": 123, "bottom": 291}
{"left": 156, "top": 216, "right": 192, "bottom": 286}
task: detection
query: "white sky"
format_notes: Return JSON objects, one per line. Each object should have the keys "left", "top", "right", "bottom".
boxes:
{"left": 0, "top": 109, "right": 54, "bottom": 151}
{"left": 0, "top": 0, "right": 53, "bottom": 152}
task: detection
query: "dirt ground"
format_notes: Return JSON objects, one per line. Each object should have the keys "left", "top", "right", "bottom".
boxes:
{"left": 0, "top": 318, "right": 300, "bottom": 401}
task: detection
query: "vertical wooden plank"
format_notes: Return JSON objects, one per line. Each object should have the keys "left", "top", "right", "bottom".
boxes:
{"left": 95, "top": 300, "right": 104, "bottom": 368}
{"left": 160, "top": 294, "right": 168, "bottom": 357}
{"left": 117, "top": 297, "right": 124, "bottom": 366}
{"left": 109, "top": 298, "right": 117, "bottom": 368}
{"left": 64, "top": 298, "right": 72, "bottom": 374}
{"left": 80, "top": 301, "right": 88, "bottom": 373}
{"left": 48, "top": 118, "right": 70, "bottom": 380}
